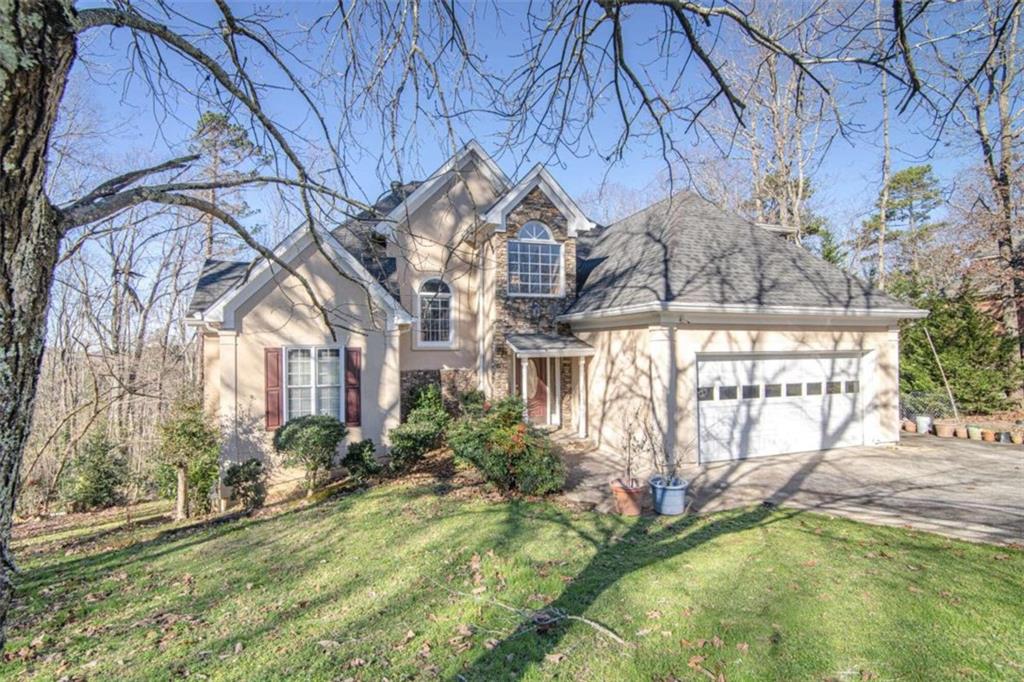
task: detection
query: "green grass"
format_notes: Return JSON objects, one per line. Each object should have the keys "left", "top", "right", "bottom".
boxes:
{"left": 5, "top": 476, "right": 1023, "bottom": 681}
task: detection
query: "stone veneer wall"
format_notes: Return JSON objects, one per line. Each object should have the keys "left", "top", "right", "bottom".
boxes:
{"left": 559, "top": 358, "right": 574, "bottom": 431}
{"left": 489, "top": 187, "right": 578, "bottom": 399}
{"left": 399, "top": 368, "right": 478, "bottom": 419}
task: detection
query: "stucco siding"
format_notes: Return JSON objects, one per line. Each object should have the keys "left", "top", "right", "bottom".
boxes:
{"left": 576, "top": 326, "right": 654, "bottom": 456}
{"left": 392, "top": 158, "right": 500, "bottom": 372}
{"left": 579, "top": 323, "right": 901, "bottom": 468}
{"left": 223, "top": 242, "right": 400, "bottom": 484}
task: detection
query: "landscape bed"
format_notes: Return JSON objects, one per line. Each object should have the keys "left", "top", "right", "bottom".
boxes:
{"left": 5, "top": 473, "right": 1023, "bottom": 681}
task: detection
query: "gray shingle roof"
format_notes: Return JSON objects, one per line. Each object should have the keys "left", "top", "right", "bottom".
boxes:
{"left": 188, "top": 259, "right": 250, "bottom": 315}
{"left": 188, "top": 183, "right": 421, "bottom": 314}
{"left": 570, "top": 192, "right": 918, "bottom": 316}
{"left": 506, "top": 332, "right": 595, "bottom": 356}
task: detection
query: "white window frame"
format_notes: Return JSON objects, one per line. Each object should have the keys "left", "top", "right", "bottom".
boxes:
{"left": 413, "top": 277, "right": 455, "bottom": 349}
{"left": 282, "top": 345, "right": 345, "bottom": 423}
{"left": 506, "top": 221, "right": 565, "bottom": 299}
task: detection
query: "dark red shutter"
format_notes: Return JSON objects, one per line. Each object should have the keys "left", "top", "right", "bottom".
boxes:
{"left": 265, "top": 348, "right": 282, "bottom": 430}
{"left": 344, "top": 347, "right": 361, "bottom": 427}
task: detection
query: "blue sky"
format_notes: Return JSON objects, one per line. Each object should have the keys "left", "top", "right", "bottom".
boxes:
{"left": 68, "top": 1, "right": 967, "bottom": 242}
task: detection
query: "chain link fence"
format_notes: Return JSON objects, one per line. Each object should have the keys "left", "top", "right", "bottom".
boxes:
{"left": 900, "top": 390, "right": 959, "bottom": 420}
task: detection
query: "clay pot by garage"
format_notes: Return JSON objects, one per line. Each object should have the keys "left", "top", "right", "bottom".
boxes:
{"left": 902, "top": 419, "right": 917, "bottom": 433}
{"left": 954, "top": 425, "right": 969, "bottom": 439}
{"left": 981, "top": 429, "right": 996, "bottom": 442}
{"left": 1011, "top": 432, "right": 1024, "bottom": 445}
{"left": 610, "top": 478, "right": 646, "bottom": 516}
{"left": 934, "top": 423, "right": 956, "bottom": 438}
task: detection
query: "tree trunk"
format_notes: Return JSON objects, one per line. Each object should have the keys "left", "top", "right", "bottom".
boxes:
{"left": 175, "top": 465, "right": 189, "bottom": 520}
{"left": 0, "top": 0, "right": 77, "bottom": 648}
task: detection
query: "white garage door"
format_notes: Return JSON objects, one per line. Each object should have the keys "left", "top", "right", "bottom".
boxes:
{"left": 697, "top": 354, "right": 864, "bottom": 463}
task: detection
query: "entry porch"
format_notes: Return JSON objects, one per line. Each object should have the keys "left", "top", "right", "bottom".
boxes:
{"left": 506, "top": 333, "right": 594, "bottom": 437}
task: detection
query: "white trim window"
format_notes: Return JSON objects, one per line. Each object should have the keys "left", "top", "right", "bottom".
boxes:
{"left": 285, "top": 347, "right": 343, "bottom": 421}
{"left": 508, "top": 221, "right": 564, "bottom": 297}
{"left": 417, "top": 279, "right": 454, "bottom": 346}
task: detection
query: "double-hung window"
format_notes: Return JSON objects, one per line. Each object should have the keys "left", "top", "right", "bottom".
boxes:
{"left": 507, "top": 221, "right": 563, "bottom": 296}
{"left": 418, "top": 279, "right": 453, "bottom": 345}
{"left": 285, "top": 347, "right": 342, "bottom": 421}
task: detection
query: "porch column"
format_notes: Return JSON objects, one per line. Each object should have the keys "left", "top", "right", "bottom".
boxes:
{"left": 520, "top": 355, "right": 529, "bottom": 421}
{"left": 576, "top": 356, "right": 587, "bottom": 438}
{"left": 551, "top": 358, "right": 562, "bottom": 426}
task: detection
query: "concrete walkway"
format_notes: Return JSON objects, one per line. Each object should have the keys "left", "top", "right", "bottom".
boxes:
{"left": 561, "top": 433, "right": 1024, "bottom": 545}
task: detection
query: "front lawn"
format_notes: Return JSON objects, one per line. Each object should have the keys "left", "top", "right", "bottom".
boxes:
{"left": 5, "top": 471, "right": 1023, "bottom": 680}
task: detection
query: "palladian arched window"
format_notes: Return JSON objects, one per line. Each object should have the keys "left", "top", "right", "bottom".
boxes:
{"left": 418, "top": 278, "right": 453, "bottom": 345}
{"left": 508, "top": 221, "right": 563, "bottom": 296}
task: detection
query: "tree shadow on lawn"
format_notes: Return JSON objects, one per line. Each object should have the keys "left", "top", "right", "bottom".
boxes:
{"left": 453, "top": 451, "right": 845, "bottom": 680}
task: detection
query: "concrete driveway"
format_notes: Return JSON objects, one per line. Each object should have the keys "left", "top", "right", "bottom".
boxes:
{"left": 562, "top": 434, "right": 1023, "bottom": 545}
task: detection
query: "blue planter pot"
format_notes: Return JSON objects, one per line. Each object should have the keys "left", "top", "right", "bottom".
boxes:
{"left": 649, "top": 476, "right": 688, "bottom": 516}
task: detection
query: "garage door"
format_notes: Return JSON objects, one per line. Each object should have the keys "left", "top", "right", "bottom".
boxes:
{"left": 697, "top": 354, "right": 864, "bottom": 463}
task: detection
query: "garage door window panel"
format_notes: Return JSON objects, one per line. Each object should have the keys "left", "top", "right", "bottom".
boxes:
{"left": 742, "top": 385, "right": 760, "bottom": 400}
{"left": 765, "top": 384, "right": 782, "bottom": 398}
{"left": 718, "top": 385, "right": 737, "bottom": 400}
{"left": 785, "top": 383, "right": 803, "bottom": 396}
{"left": 826, "top": 381, "right": 843, "bottom": 395}
{"left": 807, "top": 382, "right": 823, "bottom": 396}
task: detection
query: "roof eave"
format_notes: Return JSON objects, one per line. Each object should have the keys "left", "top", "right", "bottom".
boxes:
{"left": 558, "top": 301, "right": 929, "bottom": 326}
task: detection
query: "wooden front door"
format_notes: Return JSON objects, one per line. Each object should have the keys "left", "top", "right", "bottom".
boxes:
{"left": 527, "top": 358, "right": 548, "bottom": 422}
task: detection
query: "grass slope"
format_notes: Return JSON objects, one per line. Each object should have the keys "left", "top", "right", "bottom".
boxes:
{"left": 5, "top": 476, "right": 1023, "bottom": 681}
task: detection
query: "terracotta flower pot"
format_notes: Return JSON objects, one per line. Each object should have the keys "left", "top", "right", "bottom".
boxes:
{"left": 902, "top": 419, "right": 917, "bottom": 433}
{"left": 610, "top": 478, "right": 646, "bottom": 516}
{"left": 934, "top": 423, "right": 956, "bottom": 438}
{"left": 981, "top": 429, "right": 996, "bottom": 443}
{"left": 1011, "top": 432, "right": 1024, "bottom": 445}
{"left": 954, "top": 425, "right": 969, "bottom": 439}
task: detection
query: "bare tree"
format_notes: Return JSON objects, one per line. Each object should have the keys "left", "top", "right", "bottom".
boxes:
{"left": 2, "top": 0, "right": 1017, "bottom": 649}
{"left": 920, "top": 0, "right": 1023, "bottom": 357}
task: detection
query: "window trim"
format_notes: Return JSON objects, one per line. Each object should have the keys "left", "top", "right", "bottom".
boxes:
{"left": 414, "top": 277, "right": 455, "bottom": 349}
{"left": 281, "top": 345, "right": 345, "bottom": 423}
{"left": 506, "top": 221, "right": 566, "bottom": 299}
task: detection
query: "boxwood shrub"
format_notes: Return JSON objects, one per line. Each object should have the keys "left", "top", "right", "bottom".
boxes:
{"left": 387, "top": 384, "right": 450, "bottom": 472}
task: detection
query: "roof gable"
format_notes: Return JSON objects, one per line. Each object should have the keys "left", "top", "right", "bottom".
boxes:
{"left": 372, "top": 140, "right": 510, "bottom": 237}
{"left": 193, "top": 225, "right": 412, "bottom": 331}
{"left": 483, "top": 164, "right": 595, "bottom": 237}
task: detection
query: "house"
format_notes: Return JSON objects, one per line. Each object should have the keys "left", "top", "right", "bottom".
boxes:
{"left": 187, "top": 141, "right": 926, "bottom": 490}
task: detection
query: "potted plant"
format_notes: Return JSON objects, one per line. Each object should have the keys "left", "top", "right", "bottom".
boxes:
{"left": 902, "top": 418, "right": 917, "bottom": 433}
{"left": 981, "top": 429, "right": 996, "bottom": 442}
{"left": 1011, "top": 431, "right": 1023, "bottom": 445}
{"left": 632, "top": 413, "right": 688, "bottom": 516}
{"left": 610, "top": 419, "right": 646, "bottom": 516}
{"left": 967, "top": 424, "right": 983, "bottom": 440}
{"left": 934, "top": 421, "right": 955, "bottom": 438}
{"left": 954, "top": 423, "right": 969, "bottom": 439}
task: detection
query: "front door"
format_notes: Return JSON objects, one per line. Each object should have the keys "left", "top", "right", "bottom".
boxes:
{"left": 516, "top": 358, "right": 548, "bottom": 423}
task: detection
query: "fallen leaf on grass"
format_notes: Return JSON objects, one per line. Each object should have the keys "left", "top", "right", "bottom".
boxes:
{"left": 647, "top": 609, "right": 663, "bottom": 619}
{"left": 394, "top": 629, "right": 416, "bottom": 649}
{"left": 994, "top": 554, "right": 1010, "bottom": 561}
{"left": 545, "top": 652, "right": 566, "bottom": 664}
{"left": 456, "top": 623, "right": 474, "bottom": 637}
{"left": 346, "top": 657, "right": 367, "bottom": 668}
{"left": 688, "top": 654, "right": 706, "bottom": 669}
{"left": 318, "top": 640, "right": 340, "bottom": 650}
{"left": 736, "top": 642, "right": 749, "bottom": 652}
{"left": 471, "top": 586, "right": 486, "bottom": 595}
{"left": 484, "top": 639, "right": 499, "bottom": 650}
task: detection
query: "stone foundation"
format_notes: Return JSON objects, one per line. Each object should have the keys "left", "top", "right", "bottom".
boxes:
{"left": 399, "top": 369, "right": 441, "bottom": 419}
{"left": 400, "top": 368, "right": 478, "bottom": 418}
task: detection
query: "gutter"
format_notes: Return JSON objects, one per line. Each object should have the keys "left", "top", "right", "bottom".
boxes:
{"left": 557, "top": 300, "right": 929, "bottom": 323}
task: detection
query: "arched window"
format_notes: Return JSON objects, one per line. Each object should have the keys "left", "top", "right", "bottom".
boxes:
{"left": 508, "top": 221, "right": 563, "bottom": 296}
{"left": 418, "top": 278, "right": 452, "bottom": 345}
